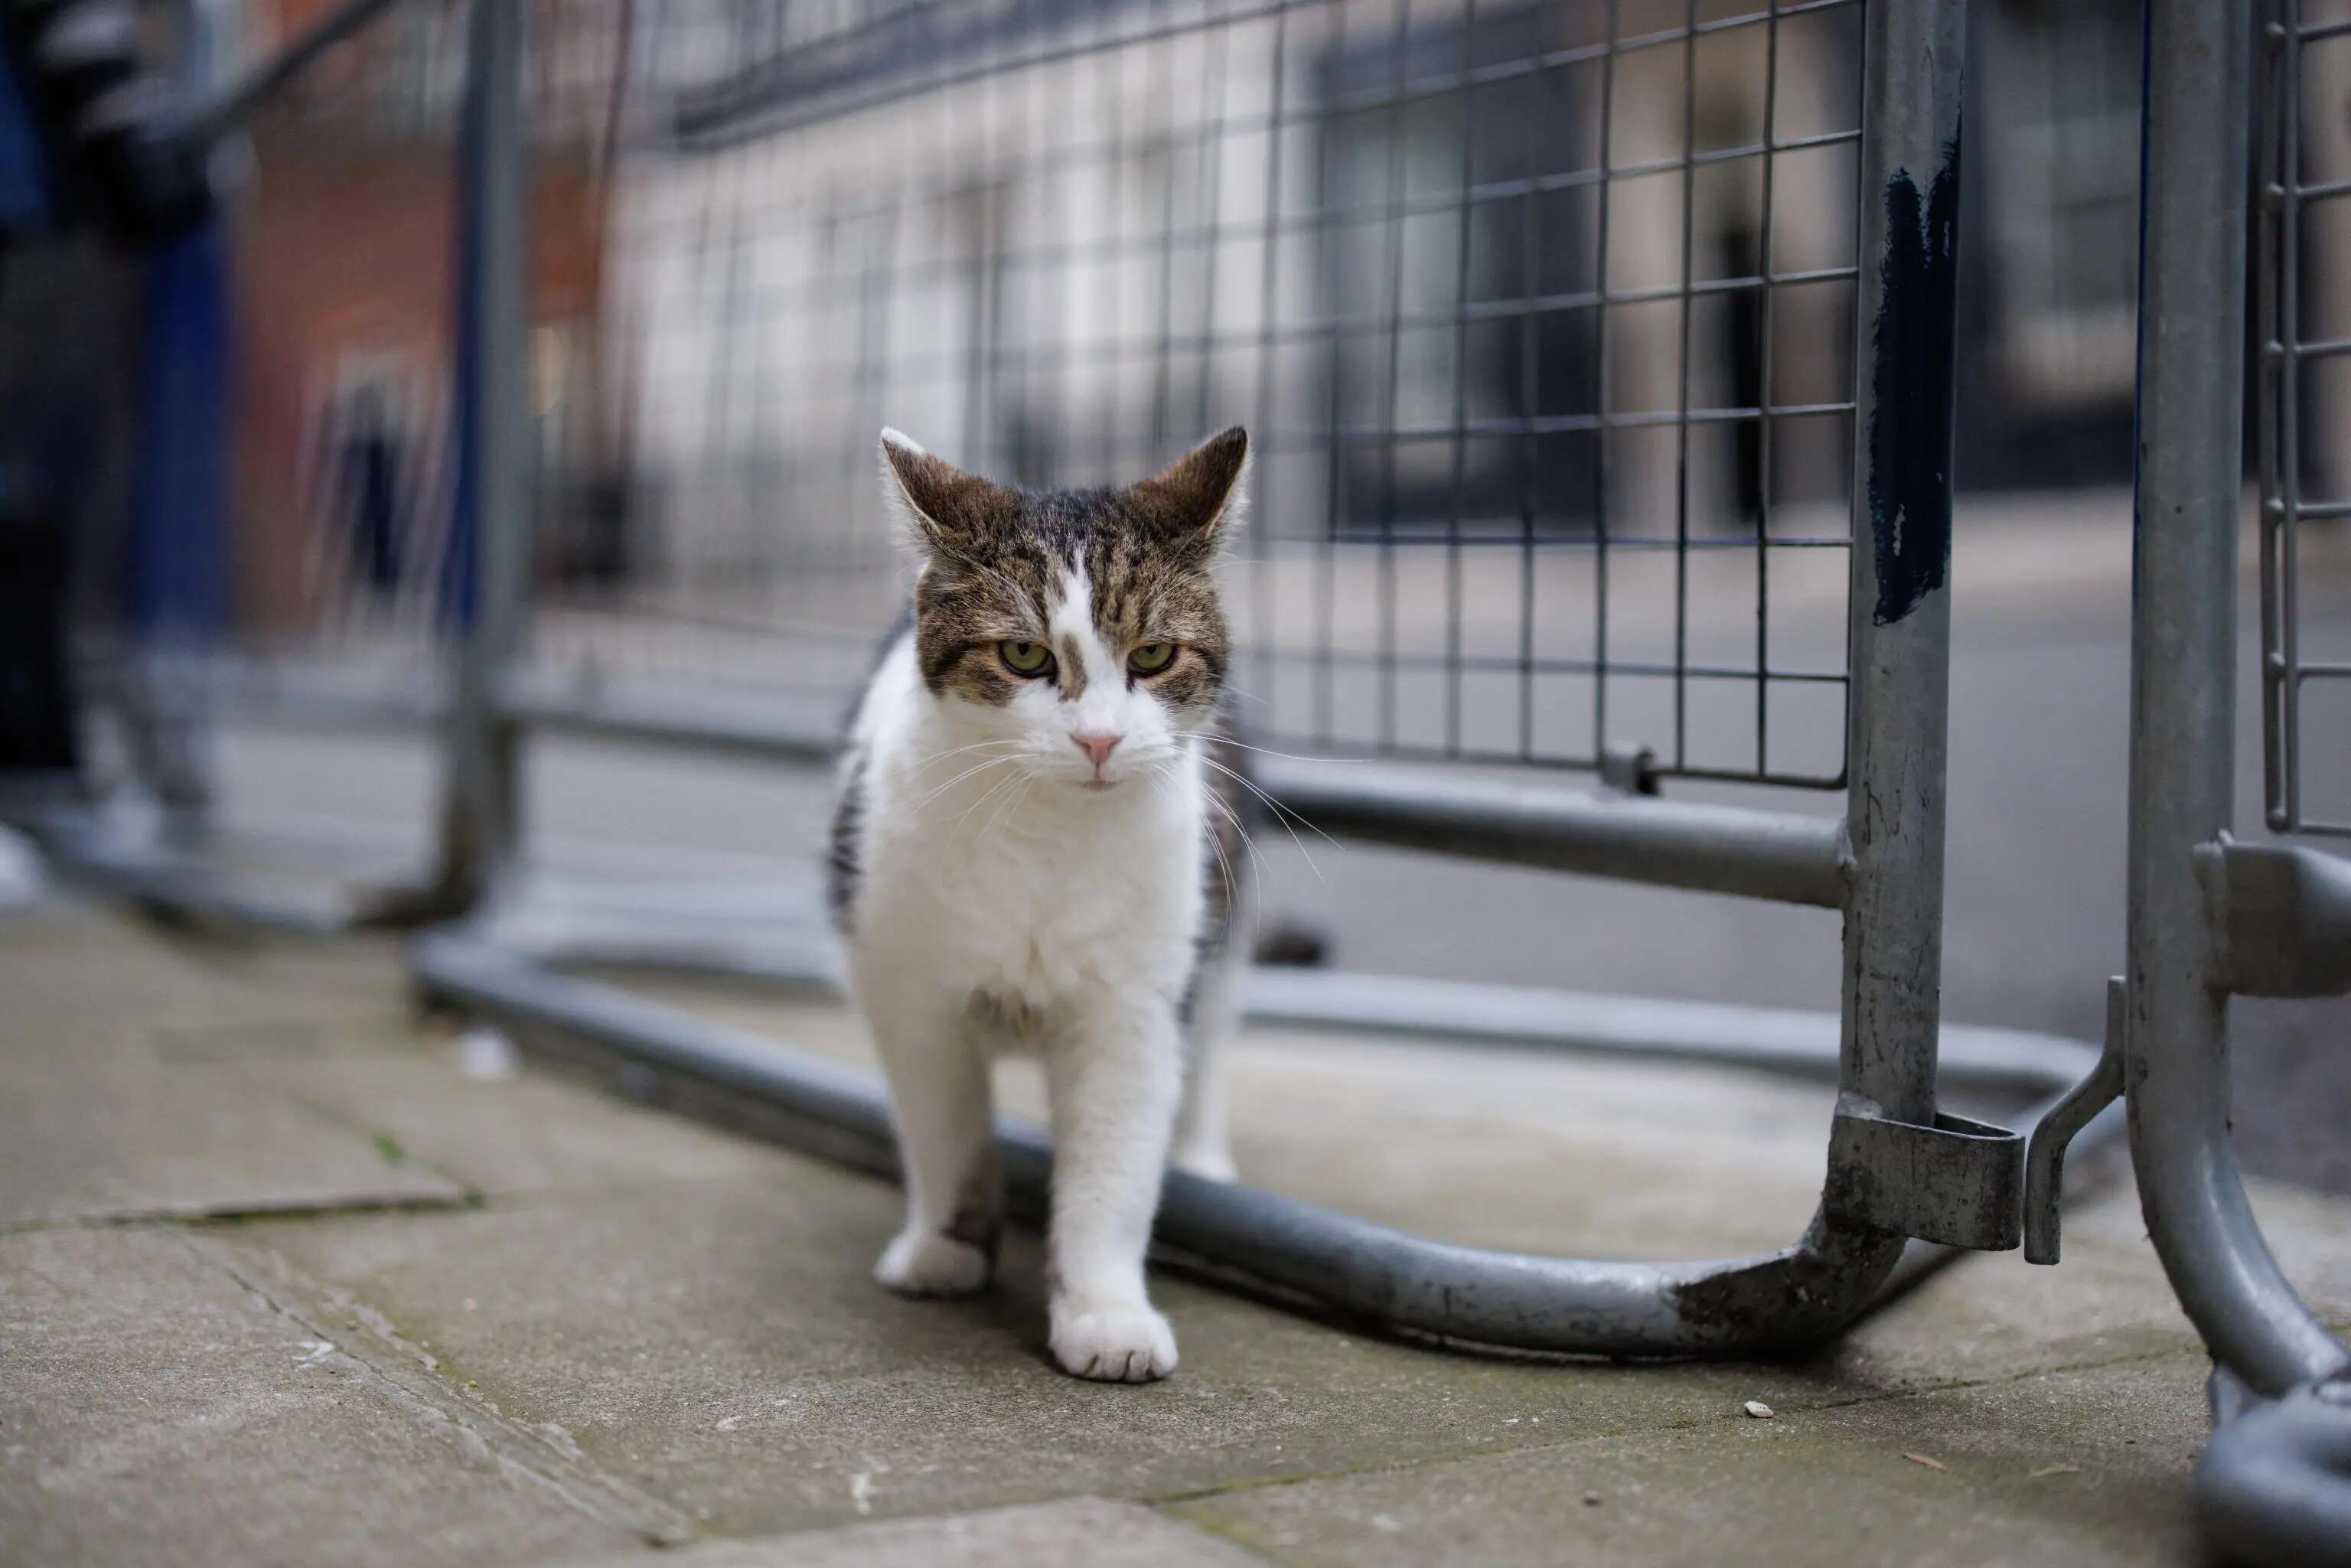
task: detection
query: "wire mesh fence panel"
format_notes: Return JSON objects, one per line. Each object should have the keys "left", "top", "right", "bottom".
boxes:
{"left": 2258, "top": 0, "right": 2351, "bottom": 836}
{"left": 0, "top": 0, "right": 647, "bottom": 859}
{"left": 112, "top": 0, "right": 625, "bottom": 696}
{"left": 204, "top": 1, "right": 477, "bottom": 689}
{"left": 547, "top": 0, "right": 1865, "bottom": 785}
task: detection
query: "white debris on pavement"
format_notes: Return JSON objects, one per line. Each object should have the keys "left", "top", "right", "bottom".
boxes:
{"left": 0, "top": 826, "right": 45, "bottom": 912}
{"left": 454, "top": 1025, "right": 520, "bottom": 1080}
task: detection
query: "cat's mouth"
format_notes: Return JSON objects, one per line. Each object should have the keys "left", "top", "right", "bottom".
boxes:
{"left": 1080, "top": 777, "right": 1120, "bottom": 792}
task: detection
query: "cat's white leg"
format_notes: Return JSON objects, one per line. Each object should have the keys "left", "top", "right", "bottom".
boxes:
{"left": 863, "top": 984, "right": 999, "bottom": 1298}
{"left": 1042, "top": 992, "right": 1184, "bottom": 1381}
{"left": 1169, "top": 950, "right": 1240, "bottom": 1182}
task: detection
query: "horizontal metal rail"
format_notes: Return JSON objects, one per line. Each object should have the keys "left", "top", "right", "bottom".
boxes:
{"left": 415, "top": 928, "right": 2111, "bottom": 1359}
{"left": 1244, "top": 968, "right": 2089, "bottom": 1099}
{"left": 107, "top": 658, "right": 1854, "bottom": 914}
{"left": 498, "top": 676, "right": 1850, "bottom": 906}
{"left": 1264, "top": 764, "right": 1849, "bottom": 908}
{"left": 465, "top": 874, "right": 2090, "bottom": 1100}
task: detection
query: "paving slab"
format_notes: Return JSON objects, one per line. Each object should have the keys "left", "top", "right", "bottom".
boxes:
{"left": 0, "top": 910, "right": 469, "bottom": 1225}
{"left": 0, "top": 906, "right": 416, "bottom": 1057}
{"left": 537, "top": 1498, "right": 1269, "bottom": 1567}
{"left": 205, "top": 968, "right": 2348, "bottom": 1547}
{"left": 223, "top": 1175, "right": 1916, "bottom": 1540}
{"left": 1164, "top": 1354, "right": 2218, "bottom": 1568}
{"left": 11, "top": 908, "right": 2351, "bottom": 1568}
{"left": 0, "top": 1055, "right": 466, "bottom": 1227}
{"left": 0, "top": 1226, "right": 644, "bottom": 1568}
{"left": 254, "top": 1052, "right": 795, "bottom": 1198}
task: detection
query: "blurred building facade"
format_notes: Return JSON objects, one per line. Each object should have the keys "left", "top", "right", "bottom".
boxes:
{"left": 11, "top": 0, "right": 2340, "bottom": 641}
{"left": 593, "top": 0, "right": 2171, "bottom": 599}
{"left": 217, "top": 0, "right": 619, "bottom": 635}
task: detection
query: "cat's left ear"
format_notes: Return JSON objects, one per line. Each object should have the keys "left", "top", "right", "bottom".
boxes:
{"left": 1127, "top": 426, "right": 1248, "bottom": 565}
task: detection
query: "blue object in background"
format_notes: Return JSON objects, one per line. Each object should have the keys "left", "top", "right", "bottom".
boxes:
{"left": 439, "top": 37, "right": 487, "bottom": 636}
{"left": 0, "top": 41, "right": 52, "bottom": 236}
{"left": 129, "top": 220, "right": 231, "bottom": 642}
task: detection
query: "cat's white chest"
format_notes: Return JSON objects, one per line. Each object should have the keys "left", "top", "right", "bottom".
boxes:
{"left": 856, "top": 747, "right": 1206, "bottom": 1014}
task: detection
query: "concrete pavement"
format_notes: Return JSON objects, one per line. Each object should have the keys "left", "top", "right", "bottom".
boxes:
{"left": 6, "top": 899, "right": 2349, "bottom": 1565}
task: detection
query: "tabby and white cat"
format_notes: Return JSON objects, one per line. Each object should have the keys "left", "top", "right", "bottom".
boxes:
{"left": 829, "top": 427, "right": 1251, "bottom": 1382}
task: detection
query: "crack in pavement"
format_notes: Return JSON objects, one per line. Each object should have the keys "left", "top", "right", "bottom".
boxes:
{"left": 165, "top": 1225, "right": 702, "bottom": 1550}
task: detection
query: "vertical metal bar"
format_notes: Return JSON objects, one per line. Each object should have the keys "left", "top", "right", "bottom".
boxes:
{"left": 1593, "top": 1, "right": 1619, "bottom": 762}
{"left": 1377, "top": 2, "right": 1411, "bottom": 751}
{"left": 2128, "top": 0, "right": 2349, "bottom": 1397}
{"left": 1839, "top": 0, "right": 1962, "bottom": 1130}
{"left": 1756, "top": 2, "right": 1781, "bottom": 777}
{"left": 1316, "top": 34, "right": 1341, "bottom": 744}
{"left": 2258, "top": 0, "right": 2287, "bottom": 831}
{"left": 1192, "top": 18, "right": 1230, "bottom": 440}
{"left": 1513, "top": 28, "right": 1538, "bottom": 761}
{"left": 1443, "top": 0, "right": 1476, "bottom": 759}
{"left": 445, "top": 0, "right": 533, "bottom": 902}
{"left": 1250, "top": 11, "right": 1289, "bottom": 739}
{"left": 2280, "top": 1, "right": 2304, "bottom": 831}
{"left": 710, "top": 142, "right": 751, "bottom": 670}
{"left": 1149, "top": 0, "right": 1181, "bottom": 458}
{"left": 1094, "top": 15, "right": 1127, "bottom": 481}
{"left": 1671, "top": 0, "right": 1697, "bottom": 771}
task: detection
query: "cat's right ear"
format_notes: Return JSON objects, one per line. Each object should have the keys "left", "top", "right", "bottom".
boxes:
{"left": 879, "top": 429, "right": 1011, "bottom": 563}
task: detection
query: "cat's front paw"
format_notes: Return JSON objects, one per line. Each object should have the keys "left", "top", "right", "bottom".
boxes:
{"left": 874, "top": 1228, "right": 993, "bottom": 1297}
{"left": 1049, "top": 1300, "right": 1178, "bottom": 1382}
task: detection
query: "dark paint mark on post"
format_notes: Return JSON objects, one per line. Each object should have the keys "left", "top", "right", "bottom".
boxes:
{"left": 1867, "top": 134, "right": 1962, "bottom": 627}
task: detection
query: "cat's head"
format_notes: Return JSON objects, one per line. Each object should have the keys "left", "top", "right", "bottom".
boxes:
{"left": 879, "top": 426, "right": 1247, "bottom": 791}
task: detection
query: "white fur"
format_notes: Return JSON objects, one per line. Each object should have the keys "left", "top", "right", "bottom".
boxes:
{"left": 838, "top": 568, "right": 1240, "bottom": 1384}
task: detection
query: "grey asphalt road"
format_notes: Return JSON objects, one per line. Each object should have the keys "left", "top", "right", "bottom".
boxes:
{"left": 200, "top": 489, "right": 2351, "bottom": 1193}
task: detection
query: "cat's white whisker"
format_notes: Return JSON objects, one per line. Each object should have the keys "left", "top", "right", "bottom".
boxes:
{"left": 1200, "top": 784, "right": 1272, "bottom": 887}
{"left": 907, "top": 736, "right": 1030, "bottom": 772}
{"left": 976, "top": 771, "right": 1040, "bottom": 851}
{"left": 1169, "top": 730, "right": 1369, "bottom": 766}
{"left": 942, "top": 756, "right": 1042, "bottom": 847}
{"left": 908, "top": 754, "right": 1022, "bottom": 810}
{"left": 1194, "top": 753, "right": 1332, "bottom": 881}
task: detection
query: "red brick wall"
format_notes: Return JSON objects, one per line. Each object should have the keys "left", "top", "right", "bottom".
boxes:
{"left": 228, "top": 130, "right": 604, "bottom": 632}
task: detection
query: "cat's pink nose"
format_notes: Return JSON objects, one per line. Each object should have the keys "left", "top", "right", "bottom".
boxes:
{"left": 1071, "top": 732, "right": 1123, "bottom": 771}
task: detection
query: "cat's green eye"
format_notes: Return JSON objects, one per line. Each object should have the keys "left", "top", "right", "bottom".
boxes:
{"left": 999, "top": 640, "right": 1054, "bottom": 676}
{"left": 1127, "top": 642, "right": 1176, "bottom": 675}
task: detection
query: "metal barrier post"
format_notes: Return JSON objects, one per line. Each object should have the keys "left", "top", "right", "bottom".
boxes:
{"left": 1799, "top": 0, "right": 1995, "bottom": 1276}
{"left": 2020, "top": 2, "right": 2351, "bottom": 1558}
{"left": 1840, "top": 0, "right": 1962, "bottom": 1136}
{"left": 2128, "top": 0, "right": 2344, "bottom": 1399}
{"left": 437, "top": 0, "right": 533, "bottom": 908}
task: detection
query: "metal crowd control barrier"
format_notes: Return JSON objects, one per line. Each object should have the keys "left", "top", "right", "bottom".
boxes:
{"left": 2025, "top": 3, "right": 2351, "bottom": 1562}
{"left": 15, "top": 0, "right": 2334, "bottom": 1537}
{"left": 383, "top": 0, "right": 2137, "bottom": 1364}
{"left": 5, "top": 0, "right": 497, "bottom": 930}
